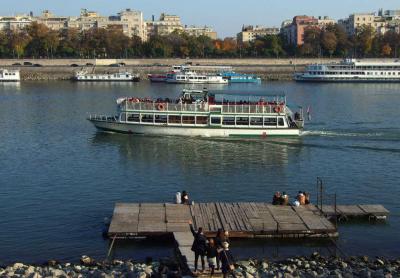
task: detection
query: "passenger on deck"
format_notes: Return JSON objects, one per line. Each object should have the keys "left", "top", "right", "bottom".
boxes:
{"left": 189, "top": 220, "right": 207, "bottom": 273}
{"left": 281, "top": 192, "right": 289, "bottom": 206}
{"left": 206, "top": 238, "right": 218, "bottom": 276}
{"left": 272, "top": 192, "right": 281, "bottom": 205}
{"left": 181, "top": 191, "right": 190, "bottom": 205}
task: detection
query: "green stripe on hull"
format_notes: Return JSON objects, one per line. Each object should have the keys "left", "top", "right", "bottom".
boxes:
{"left": 228, "top": 134, "right": 299, "bottom": 138}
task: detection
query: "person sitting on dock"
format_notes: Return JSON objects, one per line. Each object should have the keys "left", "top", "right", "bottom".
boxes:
{"left": 181, "top": 191, "right": 190, "bottom": 205}
{"left": 189, "top": 220, "right": 207, "bottom": 273}
{"left": 220, "top": 242, "right": 236, "bottom": 278}
{"left": 206, "top": 238, "right": 218, "bottom": 276}
{"left": 304, "top": 192, "right": 311, "bottom": 205}
{"left": 280, "top": 192, "right": 289, "bottom": 206}
{"left": 297, "top": 191, "right": 306, "bottom": 205}
{"left": 272, "top": 192, "right": 281, "bottom": 205}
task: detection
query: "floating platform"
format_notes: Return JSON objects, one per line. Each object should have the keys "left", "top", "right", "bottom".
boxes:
{"left": 107, "top": 202, "right": 389, "bottom": 275}
{"left": 108, "top": 202, "right": 338, "bottom": 238}
{"left": 320, "top": 204, "right": 389, "bottom": 220}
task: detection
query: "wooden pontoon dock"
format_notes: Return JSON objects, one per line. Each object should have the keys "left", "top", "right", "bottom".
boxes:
{"left": 107, "top": 202, "right": 389, "bottom": 275}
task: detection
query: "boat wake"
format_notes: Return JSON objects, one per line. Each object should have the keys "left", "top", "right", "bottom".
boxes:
{"left": 301, "top": 130, "right": 384, "bottom": 138}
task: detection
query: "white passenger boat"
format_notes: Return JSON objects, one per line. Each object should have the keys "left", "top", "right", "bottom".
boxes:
{"left": 295, "top": 59, "right": 400, "bottom": 82}
{"left": 74, "top": 69, "right": 140, "bottom": 82}
{"left": 88, "top": 89, "right": 304, "bottom": 137}
{"left": 166, "top": 71, "right": 228, "bottom": 84}
{"left": 0, "top": 69, "right": 20, "bottom": 82}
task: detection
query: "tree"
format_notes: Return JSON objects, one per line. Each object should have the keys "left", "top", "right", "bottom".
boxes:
{"left": 355, "top": 26, "right": 374, "bottom": 57}
{"left": 303, "top": 27, "right": 322, "bottom": 57}
{"left": 321, "top": 31, "right": 337, "bottom": 57}
{"left": 57, "top": 28, "right": 80, "bottom": 57}
{"left": 9, "top": 30, "right": 31, "bottom": 58}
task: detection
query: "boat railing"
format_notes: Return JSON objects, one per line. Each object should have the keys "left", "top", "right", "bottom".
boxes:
{"left": 123, "top": 101, "right": 286, "bottom": 114}
{"left": 89, "top": 114, "right": 118, "bottom": 122}
{"left": 221, "top": 104, "right": 283, "bottom": 114}
{"left": 124, "top": 102, "right": 209, "bottom": 113}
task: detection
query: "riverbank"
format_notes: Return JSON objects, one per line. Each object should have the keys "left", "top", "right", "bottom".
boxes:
{"left": 1, "top": 254, "right": 399, "bottom": 277}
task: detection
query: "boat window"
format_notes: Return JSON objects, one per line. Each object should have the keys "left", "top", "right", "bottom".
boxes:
{"left": 211, "top": 117, "right": 221, "bottom": 125}
{"left": 154, "top": 114, "right": 167, "bottom": 124}
{"left": 278, "top": 117, "right": 285, "bottom": 127}
{"left": 182, "top": 116, "right": 195, "bottom": 124}
{"left": 168, "top": 115, "right": 181, "bottom": 124}
{"left": 127, "top": 113, "right": 140, "bottom": 122}
{"left": 236, "top": 117, "right": 249, "bottom": 126}
{"left": 141, "top": 114, "right": 154, "bottom": 123}
{"left": 222, "top": 117, "right": 235, "bottom": 126}
{"left": 250, "top": 117, "right": 263, "bottom": 126}
{"left": 196, "top": 116, "right": 208, "bottom": 125}
{"left": 264, "top": 117, "right": 277, "bottom": 126}
{"left": 126, "top": 75, "right": 129, "bottom": 78}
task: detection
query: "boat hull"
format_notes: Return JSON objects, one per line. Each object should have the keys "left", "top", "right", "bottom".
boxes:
{"left": 89, "top": 119, "right": 301, "bottom": 137}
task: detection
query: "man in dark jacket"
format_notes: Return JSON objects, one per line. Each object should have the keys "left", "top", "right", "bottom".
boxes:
{"left": 189, "top": 220, "right": 207, "bottom": 273}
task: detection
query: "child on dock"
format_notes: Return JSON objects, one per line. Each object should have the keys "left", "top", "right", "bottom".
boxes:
{"left": 206, "top": 238, "right": 218, "bottom": 276}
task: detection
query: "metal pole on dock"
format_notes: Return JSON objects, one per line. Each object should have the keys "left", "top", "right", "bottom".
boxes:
{"left": 106, "top": 235, "right": 117, "bottom": 261}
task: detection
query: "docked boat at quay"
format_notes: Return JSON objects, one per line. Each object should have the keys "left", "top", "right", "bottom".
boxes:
{"left": 295, "top": 59, "right": 400, "bottom": 82}
{"left": 0, "top": 69, "right": 20, "bottom": 82}
{"left": 74, "top": 69, "right": 140, "bottom": 82}
{"left": 220, "top": 71, "right": 262, "bottom": 83}
{"left": 88, "top": 89, "right": 304, "bottom": 137}
{"left": 166, "top": 70, "right": 228, "bottom": 84}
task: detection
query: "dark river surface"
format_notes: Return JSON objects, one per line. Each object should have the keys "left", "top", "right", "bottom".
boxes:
{"left": 0, "top": 81, "right": 399, "bottom": 264}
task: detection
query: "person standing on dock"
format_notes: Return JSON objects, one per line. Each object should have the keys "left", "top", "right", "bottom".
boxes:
{"left": 221, "top": 242, "right": 236, "bottom": 278}
{"left": 189, "top": 220, "right": 207, "bottom": 273}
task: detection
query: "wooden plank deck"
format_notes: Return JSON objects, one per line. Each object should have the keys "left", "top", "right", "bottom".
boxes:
{"left": 108, "top": 202, "right": 345, "bottom": 238}
{"left": 320, "top": 204, "right": 390, "bottom": 219}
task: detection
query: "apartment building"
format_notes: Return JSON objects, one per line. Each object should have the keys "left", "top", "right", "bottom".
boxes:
{"left": 339, "top": 10, "right": 400, "bottom": 35}
{"left": 184, "top": 25, "right": 217, "bottom": 39}
{"left": 237, "top": 25, "right": 280, "bottom": 44}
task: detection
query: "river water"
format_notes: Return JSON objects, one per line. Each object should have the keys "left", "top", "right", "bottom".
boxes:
{"left": 0, "top": 81, "right": 399, "bottom": 264}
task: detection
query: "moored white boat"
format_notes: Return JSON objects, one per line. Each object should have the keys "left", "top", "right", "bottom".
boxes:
{"left": 88, "top": 89, "right": 304, "bottom": 137}
{"left": 0, "top": 69, "right": 20, "bottom": 82}
{"left": 295, "top": 59, "right": 400, "bottom": 82}
{"left": 74, "top": 69, "right": 140, "bottom": 82}
{"left": 166, "top": 71, "right": 228, "bottom": 84}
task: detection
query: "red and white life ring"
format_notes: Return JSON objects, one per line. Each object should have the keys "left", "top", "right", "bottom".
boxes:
{"left": 157, "top": 103, "right": 165, "bottom": 111}
{"left": 274, "top": 105, "right": 282, "bottom": 113}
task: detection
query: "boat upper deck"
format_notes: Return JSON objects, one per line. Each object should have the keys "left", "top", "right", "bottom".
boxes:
{"left": 119, "top": 91, "right": 291, "bottom": 115}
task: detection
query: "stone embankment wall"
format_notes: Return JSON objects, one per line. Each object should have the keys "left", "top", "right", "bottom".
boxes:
{"left": 7, "top": 65, "right": 302, "bottom": 81}
{"left": 0, "top": 58, "right": 394, "bottom": 81}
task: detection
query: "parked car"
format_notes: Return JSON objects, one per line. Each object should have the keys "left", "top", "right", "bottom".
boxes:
{"left": 70, "top": 64, "right": 79, "bottom": 67}
{"left": 86, "top": 63, "right": 94, "bottom": 66}
{"left": 109, "top": 63, "right": 122, "bottom": 67}
{"left": 23, "top": 62, "right": 33, "bottom": 66}
{"left": 33, "top": 63, "right": 42, "bottom": 67}
{"left": 12, "top": 63, "right": 21, "bottom": 66}
{"left": 119, "top": 62, "right": 126, "bottom": 66}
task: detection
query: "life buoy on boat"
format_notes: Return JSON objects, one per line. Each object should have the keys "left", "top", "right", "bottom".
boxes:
{"left": 274, "top": 105, "right": 282, "bottom": 113}
{"left": 157, "top": 103, "right": 165, "bottom": 111}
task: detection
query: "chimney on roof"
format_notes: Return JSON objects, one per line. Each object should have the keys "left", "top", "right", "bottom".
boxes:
{"left": 152, "top": 15, "right": 155, "bottom": 21}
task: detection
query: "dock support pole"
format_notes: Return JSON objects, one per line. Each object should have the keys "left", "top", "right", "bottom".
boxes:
{"left": 106, "top": 235, "right": 117, "bottom": 261}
